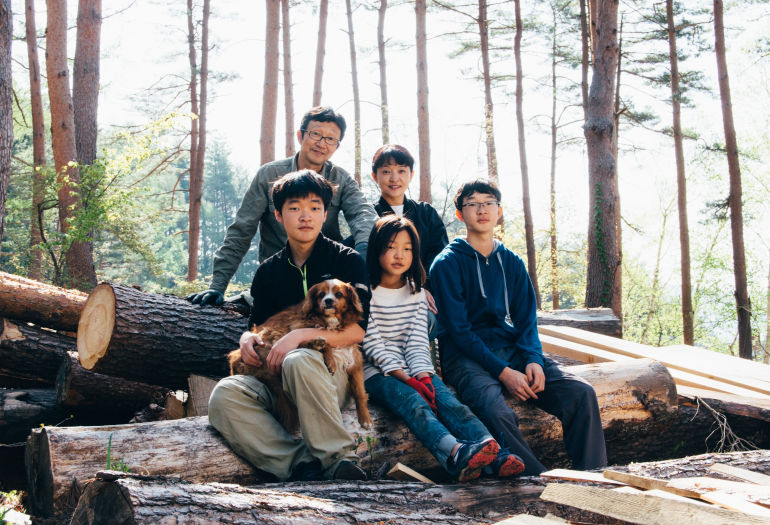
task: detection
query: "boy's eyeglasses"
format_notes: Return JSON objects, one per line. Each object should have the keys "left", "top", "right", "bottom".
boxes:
{"left": 462, "top": 201, "right": 499, "bottom": 211}
{"left": 302, "top": 129, "right": 341, "bottom": 147}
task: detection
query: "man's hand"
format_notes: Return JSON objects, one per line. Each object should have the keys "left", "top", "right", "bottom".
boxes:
{"left": 266, "top": 328, "right": 313, "bottom": 374}
{"left": 424, "top": 289, "right": 438, "bottom": 315}
{"left": 525, "top": 363, "right": 545, "bottom": 394}
{"left": 240, "top": 331, "right": 265, "bottom": 367}
{"left": 186, "top": 289, "right": 224, "bottom": 306}
{"left": 499, "top": 366, "right": 538, "bottom": 401}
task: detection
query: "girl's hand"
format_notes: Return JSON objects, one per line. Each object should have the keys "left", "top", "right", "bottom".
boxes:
{"left": 406, "top": 376, "right": 438, "bottom": 414}
{"left": 424, "top": 289, "right": 438, "bottom": 314}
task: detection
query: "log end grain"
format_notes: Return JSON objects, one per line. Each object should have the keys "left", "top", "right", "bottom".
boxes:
{"left": 77, "top": 284, "right": 116, "bottom": 370}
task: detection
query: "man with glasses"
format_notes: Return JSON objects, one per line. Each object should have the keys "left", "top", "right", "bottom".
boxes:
{"left": 429, "top": 179, "right": 607, "bottom": 476}
{"left": 189, "top": 106, "right": 377, "bottom": 306}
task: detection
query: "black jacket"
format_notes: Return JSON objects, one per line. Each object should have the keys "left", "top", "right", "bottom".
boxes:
{"left": 375, "top": 196, "right": 449, "bottom": 291}
{"left": 249, "top": 234, "right": 371, "bottom": 329}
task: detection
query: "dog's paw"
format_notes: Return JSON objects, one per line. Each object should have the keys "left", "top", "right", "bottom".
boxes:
{"left": 358, "top": 415, "right": 374, "bottom": 429}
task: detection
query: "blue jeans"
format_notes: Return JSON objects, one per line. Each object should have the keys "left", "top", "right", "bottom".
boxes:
{"left": 364, "top": 373, "right": 493, "bottom": 469}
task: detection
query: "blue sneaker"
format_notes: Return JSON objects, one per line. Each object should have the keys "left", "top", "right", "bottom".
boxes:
{"left": 488, "top": 451, "right": 525, "bottom": 477}
{"left": 447, "top": 438, "right": 499, "bottom": 482}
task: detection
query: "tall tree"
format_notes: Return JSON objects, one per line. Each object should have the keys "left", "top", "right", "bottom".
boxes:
{"left": 312, "top": 0, "right": 328, "bottom": 106}
{"left": 260, "top": 0, "right": 279, "bottom": 166}
{"left": 0, "top": 0, "right": 9, "bottom": 250}
{"left": 46, "top": 0, "right": 97, "bottom": 289}
{"left": 415, "top": 0, "right": 431, "bottom": 202}
{"left": 281, "top": 0, "right": 295, "bottom": 158}
{"left": 345, "top": 0, "right": 362, "bottom": 185}
{"left": 479, "top": 0, "right": 498, "bottom": 184}
{"left": 584, "top": 0, "right": 620, "bottom": 314}
{"left": 713, "top": 0, "right": 751, "bottom": 360}
{"left": 73, "top": 0, "right": 101, "bottom": 167}
{"left": 378, "top": 0, "right": 389, "bottom": 144}
{"left": 25, "top": 0, "right": 45, "bottom": 280}
{"left": 186, "top": 0, "right": 199, "bottom": 280}
{"left": 513, "top": 0, "right": 540, "bottom": 307}
{"left": 579, "top": 0, "right": 589, "bottom": 119}
{"left": 666, "top": 0, "right": 694, "bottom": 345}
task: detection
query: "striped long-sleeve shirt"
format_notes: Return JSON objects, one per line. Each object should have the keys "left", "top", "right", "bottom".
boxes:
{"left": 363, "top": 284, "right": 434, "bottom": 380}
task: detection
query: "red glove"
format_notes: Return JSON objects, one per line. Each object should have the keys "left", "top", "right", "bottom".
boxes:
{"left": 406, "top": 376, "right": 438, "bottom": 414}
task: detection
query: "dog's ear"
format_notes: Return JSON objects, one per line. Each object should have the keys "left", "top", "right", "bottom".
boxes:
{"left": 343, "top": 284, "right": 364, "bottom": 326}
{"left": 301, "top": 286, "right": 317, "bottom": 316}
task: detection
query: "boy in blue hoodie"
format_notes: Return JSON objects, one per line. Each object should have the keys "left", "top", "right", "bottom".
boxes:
{"left": 429, "top": 180, "right": 607, "bottom": 475}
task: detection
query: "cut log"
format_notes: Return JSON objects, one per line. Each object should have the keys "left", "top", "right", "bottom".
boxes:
{"left": 26, "top": 359, "right": 676, "bottom": 516}
{"left": 536, "top": 307, "right": 621, "bottom": 337}
{"left": 0, "top": 318, "right": 75, "bottom": 387}
{"left": 76, "top": 283, "right": 245, "bottom": 388}
{"left": 678, "top": 386, "right": 770, "bottom": 422}
{"left": 0, "top": 388, "right": 62, "bottom": 444}
{"left": 56, "top": 352, "right": 169, "bottom": 413}
{"left": 0, "top": 272, "right": 87, "bottom": 331}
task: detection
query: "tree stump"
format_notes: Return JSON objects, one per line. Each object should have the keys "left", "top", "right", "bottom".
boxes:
{"left": 0, "top": 272, "right": 87, "bottom": 331}
{"left": 76, "top": 283, "right": 246, "bottom": 388}
{"left": 0, "top": 388, "right": 61, "bottom": 444}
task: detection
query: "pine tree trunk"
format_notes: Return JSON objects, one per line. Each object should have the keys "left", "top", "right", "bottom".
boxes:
{"left": 378, "top": 0, "right": 389, "bottom": 144}
{"left": 185, "top": 0, "right": 199, "bottom": 282}
{"left": 281, "top": 0, "right": 295, "bottom": 158}
{"left": 260, "top": 0, "right": 279, "bottom": 167}
{"left": 45, "top": 0, "right": 97, "bottom": 290}
{"left": 549, "top": 5, "right": 558, "bottom": 311}
{"left": 765, "top": 249, "right": 769, "bottom": 364}
{"left": 584, "top": 0, "right": 620, "bottom": 313}
{"left": 666, "top": 0, "right": 694, "bottom": 345}
{"left": 514, "top": 0, "right": 540, "bottom": 307}
{"left": 579, "top": 0, "right": 589, "bottom": 120}
{"left": 713, "top": 0, "right": 752, "bottom": 360}
{"left": 345, "top": 0, "right": 362, "bottom": 186}
{"left": 0, "top": 0, "right": 10, "bottom": 249}
{"left": 73, "top": 0, "right": 100, "bottom": 167}
{"left": 479, "top": 0, "right": 497, "bottom": 185}
{"left": 610, "top": 15, "right": 623, "bottom": 322}
{"left": 312, "top": 0, "right": 328, "bottom": 107}
{"left": 415, "top": 0, "right": 431, "bottom": 203}
{"left": 641, "top": 207, "right": 669, "bottom": 345}
{"left": 25, "top": 0, "right": 45, "bottom": 281}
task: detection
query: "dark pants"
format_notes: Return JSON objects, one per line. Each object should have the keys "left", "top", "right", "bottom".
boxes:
{"left": 443, "top": 351, "right": 607, "bottom": 475}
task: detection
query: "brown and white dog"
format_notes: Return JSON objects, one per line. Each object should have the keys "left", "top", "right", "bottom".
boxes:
{"left": 228, "top": 279, "right": 373, "bottom": 432}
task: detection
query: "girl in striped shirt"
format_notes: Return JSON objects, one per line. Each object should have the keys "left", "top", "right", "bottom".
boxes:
{"left": 363, "top": 215, "right": 524, "bottom": 482}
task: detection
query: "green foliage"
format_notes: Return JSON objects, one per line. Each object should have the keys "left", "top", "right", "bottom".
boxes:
{"left": 106, "top": 433, "right": 131, "bottom": 473}
{"left": 357, "top": 434, "right": 378, "bottom": 477}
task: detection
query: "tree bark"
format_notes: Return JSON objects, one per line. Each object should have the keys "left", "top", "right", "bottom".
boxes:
{"left": 0, "top": 317, "right": 74, "bottom": 387}
{"left": 0, "top": 271, "right": 87, "bottom": 331}
{"left": 611, "top": 16, "right": 623, "bottom": 322}
{"left": 713, "top": 0, "right": 752, "bottom": 360}
{"left": 415, "top": 0, "right": 431, "bottom": 203}
{"left": 260, "top": 0, "right": 279, "bottom": 167}
{"left": 584, "top": 0, "right": 620, "bottom": 314}
{"left": 281, "top": 0, "right": 295, "bottom": 158}
{"left": 187, "top": 0, "right": 210, "bottom": 281}
{"left": 73, "top": 0, "right": 101, "bottom": 167}
{"left": 186, "top": 0, "right": 199, "bottom": 278}
{"left": 76, "top": 283, "right": 243, "bottom": 387}
{"left": 0, "top": 0, "right": 10, "bottom": 248}
{"left": 666, "top": 0, "right": 694, "bottom": 346}
{"left": 378, "top": 0, "right": 389, "bottom": 144}
{"left": 25, "top": 0, "right": 45, "bottom": 281}
{"left": 579, "top": 0, "right": 589, "bottom": 120}
{"left": 26, "top": 359, "right": 676, "bottom": 516}
{"left": 0, "top": 389, "right": 61, "bottom": 444}
{"left": 479, "top": 0, "right": 497, "bottom": 185}
{"left": 549, "top": 5, "right": 558, "bottom": 311}
{"left": 537, "top": 307, "right": 621, "bottom": 337}
{"left": 45, "top": 0, "right": 97, "bottom": 290}
{"left": 345, "top": 0, "right": 362, "bottom": 186}
{"left": 312, "top": 0, "right": 328, "bottom": 107}
{"left": 514, "top": 0, "right": 540, "bottom": 307}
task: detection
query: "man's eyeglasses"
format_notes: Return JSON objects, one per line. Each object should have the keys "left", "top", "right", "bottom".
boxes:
{"left": 302, "top": 129, "right": 341, "bottom": 147}
{"left": 462, "top": 201, "right": 499, "bottom": 211}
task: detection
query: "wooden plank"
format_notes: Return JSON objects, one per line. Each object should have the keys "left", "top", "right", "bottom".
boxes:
{"left": 539, "top": 325, "right": 770, "bottom": 398}
{"left": 666, "top": 477, "right": 770, "bottom": 505}
{"left": 187, "top": 374, "right": 217, "bottom": 417}
{"left": 643, "top": 489, "right": 711, "bottom": 506}
{"left": 539, "top": 483, "right": 770, "bottom": 525}
{"left": 603, "top": 470, "right": 702, "bottom": 498}
{"left": 540, "top": 468, "right": 625, "bottom": 485}
{"left": 495, "top": 515, "right": 566, "bottom": 524}
{"left": 664, "top": 344, "right": 770, "bottom": 381}
{"left": 710, "top": 463, "right": 770, "bottom": 486}
{"left": 701, "top": 491, "right": 770, "bottom": 517}
{"left": 386, "top": 463, "right": 434, "bottom": 484}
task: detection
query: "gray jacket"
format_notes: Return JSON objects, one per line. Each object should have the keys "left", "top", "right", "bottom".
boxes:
{"left": 210, "top": 154, "right": 377, "bottom": 292}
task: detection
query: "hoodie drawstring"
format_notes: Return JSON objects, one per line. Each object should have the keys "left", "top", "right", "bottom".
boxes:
{"left": 496, "top": 252, "right": 513, "bottom": 327}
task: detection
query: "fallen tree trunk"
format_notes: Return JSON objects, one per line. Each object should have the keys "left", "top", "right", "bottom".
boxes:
{"left": 0, "top": 318, "right": 75, "bottom": 386}
{"left": 0, "top": 388, "right": 61, "bottom": 444}
{"left": 537, "top": 307, "right": 621, "bottom": 337}
{"left": 77, "top": 283, "right": 244, "bottom": 388}
{"left": 26, "top": 359, "right": 675, "bottom": 516}
{"left": 0, "top": 272, "right": 86, "bottom": 332}
{"left": 56, "top": 352, "right": 169, "bottom": 412}
{"left": 69, "top": 450, "right": 770, "bottom": 525}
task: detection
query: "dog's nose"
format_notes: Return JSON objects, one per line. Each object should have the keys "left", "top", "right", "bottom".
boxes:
{"left": 324, "top": 298, "right": 335, "bottom": 307}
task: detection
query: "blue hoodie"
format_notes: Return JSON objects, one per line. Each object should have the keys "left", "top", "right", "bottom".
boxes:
{"left": 429, "top": 238, "right": 544, "bottom": 379}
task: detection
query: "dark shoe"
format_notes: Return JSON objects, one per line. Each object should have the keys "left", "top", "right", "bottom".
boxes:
{"left": 488, "top": 452, "right": 525, "bottom": 478}
{"left": 290, "top": 459, "right": 323, "bottom": 481}
{"left": 333, "top": 460, "right": 368, "bottom": 481}
{"left": 447, "top": 438, "right": 499, "bottom": 482}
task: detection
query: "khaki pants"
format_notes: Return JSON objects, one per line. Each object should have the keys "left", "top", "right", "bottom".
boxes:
{"left": 208, "top": 348, "right": 358, "bottom": 480}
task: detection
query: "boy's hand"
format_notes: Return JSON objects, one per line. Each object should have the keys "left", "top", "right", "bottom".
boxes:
{"left": 525, "top": 363, "right": 545, "bottom": 394}
{"left": 424, "top": 289, "right": 438, "bottom": 314}
{"left": 240, "top": 331, "right": 264, "bottom": 367}
{"left": 499, "top": 367, "right": 538, "bottom": 401}
{"left": 266, "top": 328, "right": 313, "bottom": 373}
